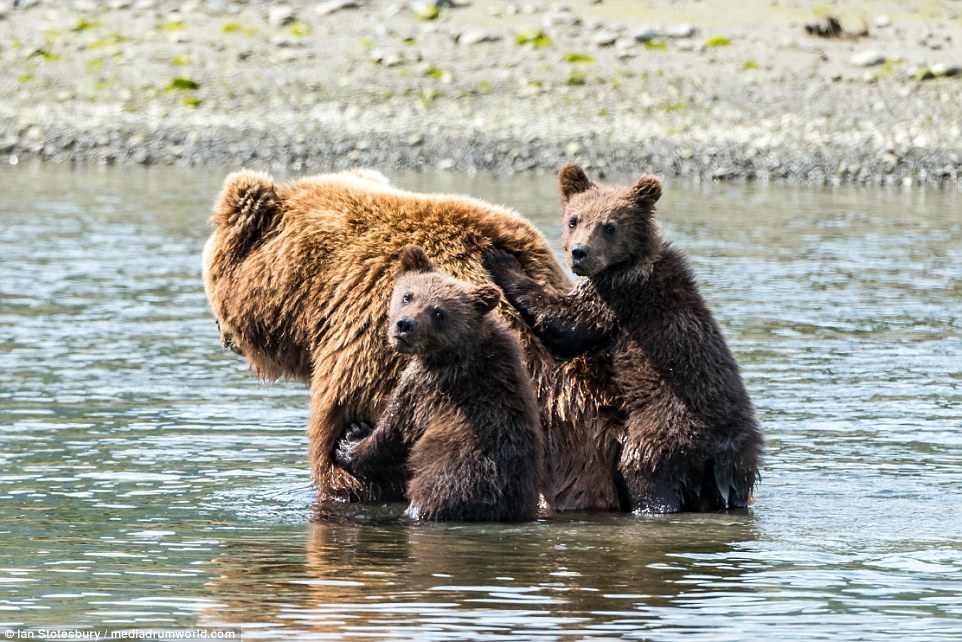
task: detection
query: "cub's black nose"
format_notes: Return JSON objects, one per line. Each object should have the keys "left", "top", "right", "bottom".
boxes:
{"left": 571, "top": 245, "right": 589, "bottom": 262}
{"left": 395, "top": 317, "right": 416, "bottom": 334}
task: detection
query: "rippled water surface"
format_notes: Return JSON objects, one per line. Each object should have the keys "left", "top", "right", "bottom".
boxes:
{"left": 1, "top": 165, "right": 960, "bottom": 641}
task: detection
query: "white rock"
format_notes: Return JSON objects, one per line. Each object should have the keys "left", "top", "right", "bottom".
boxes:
{"left": 931, "top": 62, "right": 961, "bottom": 77}
{"left": 663, "top": 22, "right": 695, "bottom": 38}
{"left": 543, "top": 10, "right": 581, "bottom": 27}
{"left": 458, "top": 29, "right": 502, "bottom": 44}
{"left": 383, "top": 2, "right": 404, "bottom": 16}
{"left": 849, "top": 50, "right": 885, "bottom": 67}
{"left": 271, "top": 35, "right": 304, "bottom": 47}
{"left": 315, "top": 0, "right": 359, "bottom": 16}
{"left": 874, "top": 14, "right": 891, "bottom": 28}
{"left": 592, "top": 31, "right": 618, "bottom": 47}
{"left": 382, "top": 52, "right": 404, "bottom": 66}
{"left": 273, "top": 49, "right": 303, "bottom": 63}
{"left": 268, "top": 5, "right": 296, "bottom": 28}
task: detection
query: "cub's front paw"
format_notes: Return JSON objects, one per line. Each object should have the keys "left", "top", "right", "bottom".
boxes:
{"left": 335, "top": 437, "right": 358, "bottom": 469}
{"left": 483, "top": 248, "right": 525, "bottom": 285}
{"left": 345, "top": 421, "right": 372, "bottom": 441}
{"left": 334, "top": 422, "right": 372, "bottom": 469}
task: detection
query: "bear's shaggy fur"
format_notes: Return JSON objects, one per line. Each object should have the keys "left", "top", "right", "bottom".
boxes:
{"left": 202, "top": 169, "right": 623, "bottom": 510}
{"left": 486, "top": 164, "right": 763, "bottom": 513}
{"left": 334, "top": 245, "right": 544, "bottom": 521}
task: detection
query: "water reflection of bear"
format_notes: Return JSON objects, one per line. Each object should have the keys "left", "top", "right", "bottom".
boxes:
{"left": 203, "top": 514, "right": 758, "bottom": 632}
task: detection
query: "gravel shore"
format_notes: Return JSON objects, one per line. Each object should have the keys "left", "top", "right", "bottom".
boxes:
{"left": 2, "top": 0, "right": 962, "bottom": 185}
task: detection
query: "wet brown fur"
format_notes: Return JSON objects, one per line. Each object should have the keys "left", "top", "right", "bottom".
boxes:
{"left": 336, "top": 246, "right": 544, "bottom": 521}
{"left": 202, "top": 169, "right": 622, "bottom": 509}
{"left": 486, "top": 164, "right": 763, "bottom": 513}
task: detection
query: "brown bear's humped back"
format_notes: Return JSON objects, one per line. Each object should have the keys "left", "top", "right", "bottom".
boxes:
{"left": 202, "top": 170, "right": 622, "bottom": 509}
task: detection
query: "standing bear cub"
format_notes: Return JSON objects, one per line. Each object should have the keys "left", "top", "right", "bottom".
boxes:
{"left": 486, "top": 164, "right": 763, "bottom": 514}
{"left": 336, "top": 245, "right": 545, "bottom": 522}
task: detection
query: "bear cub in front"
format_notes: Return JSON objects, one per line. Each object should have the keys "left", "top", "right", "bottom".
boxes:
{"left": 486, "top": 164, "right": 763, "bottom": 514}
{"left": 336, "top": 245, "right": 544, "bottom": 522}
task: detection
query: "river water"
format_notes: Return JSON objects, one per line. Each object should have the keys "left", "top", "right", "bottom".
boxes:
{"left": 1, "top": 164, "right": 960, "bottom": 641}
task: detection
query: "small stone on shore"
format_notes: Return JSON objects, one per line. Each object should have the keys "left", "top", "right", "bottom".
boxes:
{"left": 458, "top": 29, "right": 501, "bottom": 44}
{"left": 663, "top": 23, "right": 696, "bottom": 39}
{"left": 850, "top": 50, "right": 885, "bottom": 67}
{"left": 592, "top": 31, "right": 617, "bottom": 47}
{"left": 543, "top": 10, "right": 581, "bottom": 27}
{"left": 315, "top": 0, "right": 360, "bottom": 16}
{"left": 931, "top": 63, "right": 960, "bottom": 77}
{"left": 632, "top": 27, "right": 657, "bottom": 43}
{"left": 268, "top": 5, "right": 296, "bottom": 28}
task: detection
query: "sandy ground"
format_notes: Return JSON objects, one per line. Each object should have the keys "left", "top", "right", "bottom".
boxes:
{"left": 1, "top": 0, "right": 961, "bottom": 185}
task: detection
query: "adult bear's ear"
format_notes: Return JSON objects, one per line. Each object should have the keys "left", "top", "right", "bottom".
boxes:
{"left": 399, "top": 245, "right": 434, "bottom": 273}
{"left": 212, "top": 170, "right": 280, "bottom": 258}
{"left": 471, "top": 284, "right": 502, "bottom": 314}
{"left": 559, "top": 163, "right": 593, "bottom": 201}
{"left": 630, "top": 175, "right": 662, "bottom": 207}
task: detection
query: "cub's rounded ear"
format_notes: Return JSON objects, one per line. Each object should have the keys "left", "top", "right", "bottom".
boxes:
{"left": 399, "top": 245, "right": 434, "bottom": 273}
{"left": 630, "top": 175, "right": 662, "bottom": 206}
{"left": 559, "top": 163, "right": 593, "bottom": 201}
{"left": 471, "top": 284, "right": 502, "bottom": 314}
{"left": 212, "top": 170, "right": 280, "bottom": 259}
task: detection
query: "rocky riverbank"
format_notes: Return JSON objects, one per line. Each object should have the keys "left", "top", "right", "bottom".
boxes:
{"left": 2, "top": 0, "right": 962, "bottom": 185}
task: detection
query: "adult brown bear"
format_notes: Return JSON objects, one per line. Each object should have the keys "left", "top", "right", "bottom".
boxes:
{"left": 202, "top": 169, "right": 623, "bottom": 511}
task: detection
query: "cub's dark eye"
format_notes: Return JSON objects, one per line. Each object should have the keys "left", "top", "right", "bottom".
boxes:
{"left": 604, "top": 223, "right": 617, "bottom": 234}
{"left": 401, "top": 293, "right": 412, "bottom": 304}
{"left": 433, "top": 309, "right": 445, "bottom": 322}
{"left": 568, "top": 216, "right": 578, "bottom": 229}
